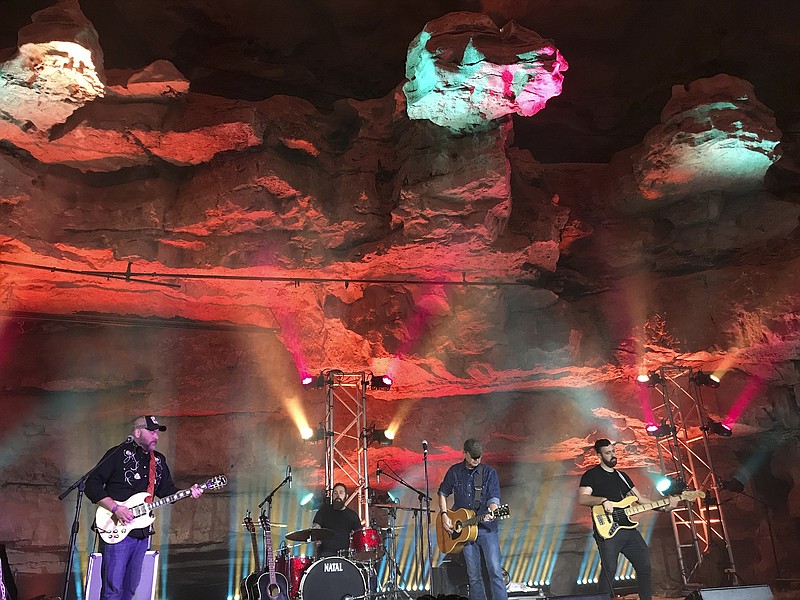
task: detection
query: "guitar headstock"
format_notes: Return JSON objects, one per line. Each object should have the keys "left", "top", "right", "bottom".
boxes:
{"left": 493, "top": 504, "right": 511, "bottom": 520}
{"left": 258, "top": 511, "right": 271, "bottom": 529}
{"left": 243, "top": 510, "right": 255, "bottom": 533}
{"left": 679, "top": 490, "right": 706, "bottom": 502}
{"left": 203, "top": 474, "right": 228, "bottom": 491}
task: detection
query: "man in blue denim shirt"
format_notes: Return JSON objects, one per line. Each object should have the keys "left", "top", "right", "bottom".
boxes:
{"left": 438, "top": 439, "right": 508, "bottom": 600}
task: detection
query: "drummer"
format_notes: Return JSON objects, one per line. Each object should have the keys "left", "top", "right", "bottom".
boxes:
{"left": 312, "top": 482, "right": 362, "bottom": 557}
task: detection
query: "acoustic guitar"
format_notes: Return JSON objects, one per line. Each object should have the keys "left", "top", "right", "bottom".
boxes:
{"left": 592, "top": 490, "right": 705, "bottom": 539}
{"left": 240, "top": 511, "right": 261, "bottom": 600}
{"left": 436, "top": 504, "right": 510, "bottom": 554}
{"left": 256, "top": 510, "right": 290, "bottom": 600}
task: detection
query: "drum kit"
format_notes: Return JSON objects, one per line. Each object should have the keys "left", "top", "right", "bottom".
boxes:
{"left": 277, "top": 522, "right": 411, "bottom": 600}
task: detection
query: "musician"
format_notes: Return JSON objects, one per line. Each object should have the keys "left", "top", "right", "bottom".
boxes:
{"left": 578, "top": 438, "right": 677, "bottom": 600}
{"left": 438, "top": 439, "right": 508, "bottom": 600}
{"left": 312, "top": 482, "right": 362, "bottom": 557}
{"left": 85, "top": 416, "right": 203, "bottom": 600}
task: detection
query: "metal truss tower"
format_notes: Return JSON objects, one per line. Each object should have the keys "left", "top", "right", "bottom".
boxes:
{"left": 645, "top": 366, "right": 737, "bottom": 586}
{"left": 323, "top": 371, "right": 371, "bottom": 525}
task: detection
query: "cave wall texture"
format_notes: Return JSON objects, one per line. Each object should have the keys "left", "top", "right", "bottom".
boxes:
{"left": 1, "top": 1, "right": 799, "bottom": 598}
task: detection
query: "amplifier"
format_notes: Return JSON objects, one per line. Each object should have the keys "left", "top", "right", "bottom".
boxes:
{"left": 686, "top": 585, "right": 773, "bottom": 600}
{"left": 85, "top": 551, "right": 159, "bottom": 600}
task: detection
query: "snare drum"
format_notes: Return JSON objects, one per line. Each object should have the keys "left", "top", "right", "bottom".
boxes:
{"left": 276, "top": 555, "right": 312, "bottom": 598}
{"left": 298, "top": 556, "right": 366, "bottom": 600}
{"left": 349, "top": 527, "right": 384, "bottom": 562}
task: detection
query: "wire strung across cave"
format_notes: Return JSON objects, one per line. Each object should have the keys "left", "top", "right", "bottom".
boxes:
{"left": 0, "top": 259, "right": 539, "bottom": 288}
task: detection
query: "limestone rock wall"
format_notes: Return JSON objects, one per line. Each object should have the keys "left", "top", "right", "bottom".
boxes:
{"left": 1, "top": 4, "right": 799, "bottom": 598}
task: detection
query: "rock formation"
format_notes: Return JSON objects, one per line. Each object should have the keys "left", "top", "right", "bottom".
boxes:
{"left": 1, "top": 2, "right": 798, "bottom": 597}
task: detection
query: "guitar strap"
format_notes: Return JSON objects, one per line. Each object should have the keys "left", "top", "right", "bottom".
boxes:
{"left": 616, "top": 470, "right": 633, "bottom": 498}
{"left": 145, "top": 451, "right": 156, "bottom": 502}
{"left": 472, "top": 464, "right": 484, "bottom": 510}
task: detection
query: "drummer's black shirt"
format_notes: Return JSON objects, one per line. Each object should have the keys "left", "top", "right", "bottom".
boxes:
{"left": 312, "top": 504, "right": 362, "bottom": 555}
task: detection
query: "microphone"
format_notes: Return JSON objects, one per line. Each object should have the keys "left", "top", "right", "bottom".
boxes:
{"left": 376, "top": 468, "right": 381, "bottom": 483}
{"left": 422, "top": 440, "right": 428, "bottom": 454}
{"left": 287, "top": 465, "right": 292, "bottom": 489}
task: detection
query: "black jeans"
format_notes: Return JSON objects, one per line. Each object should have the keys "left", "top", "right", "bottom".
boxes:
{"left": 594, "top": 529, "right": 652, "bottom": 600}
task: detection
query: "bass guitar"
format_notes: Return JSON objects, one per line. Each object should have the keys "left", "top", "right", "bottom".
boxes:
{"left": 436, "top": 504, "right": 510, "bottom": 554}
{"left": 94, "top": 474, "right": 227, "bottom": 544}
{"left": 592, "top": 490, "right": 706, "bottom": 539}
{"left": 240, "top": 511, "right": 261, "bottom": 600}
{"left": 256, "top": 510, "right": 290, "bottom": 600}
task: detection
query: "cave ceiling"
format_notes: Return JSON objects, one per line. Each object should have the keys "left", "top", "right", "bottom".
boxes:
{"left": 1, "top": 0, "right": 799, "bottom": 446}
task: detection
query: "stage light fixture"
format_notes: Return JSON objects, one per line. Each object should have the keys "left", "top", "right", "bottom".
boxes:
{"left": 691, "top": 370, "right": 721, "bottom": 388}
{"left": 656, "top": 476, "right": 687, "bottom": 497}
{"left": 718, "top": 477, "right": 745, "bottom": 493}
{"left": 367, "top": 425, "right": 395, "bottom": 446}
{"left": 637, "top": 371, "right": 665, "bottom": 387}
{"left": 369, "top": 374, "right": 393, "bottom": 390}
{"left": 645, "top": 419, "right": 675, "bottom": 438}
{"left": 300, "top": 492, "right": 322, "bottom": 510}
{"left": 703, "top": 418, "right": 732, "bottom": 437}
{"left": 301, "top": 372, "right": 326, "bottom": 389}
{"left": 301, "top": 425, "right": 327, "bottom": 443}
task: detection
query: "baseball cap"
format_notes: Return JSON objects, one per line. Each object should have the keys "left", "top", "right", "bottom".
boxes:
{"left": 464, "top": 438, "right": 482, "bottom": 459}
{"left": 135, "top": 415, "right": 167, "bottom": 432}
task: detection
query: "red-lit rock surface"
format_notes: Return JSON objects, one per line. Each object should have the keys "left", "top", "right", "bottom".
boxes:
{"left": 1, "top": 2, "right": 799, "bottom": 598}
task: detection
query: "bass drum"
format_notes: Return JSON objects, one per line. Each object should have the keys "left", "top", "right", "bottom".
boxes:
{"left": 299, "top": 556, "right": 366, "bottom": 600}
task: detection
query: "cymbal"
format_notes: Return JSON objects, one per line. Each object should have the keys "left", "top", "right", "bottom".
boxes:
{"left": 372, "top": 504, "right": 425, "bottom": 511}
{"left": 285, "top": 527, "right": 333, "bottom": 542}
{"left": 380, "top": 525, "right": 406, "bottom": 530}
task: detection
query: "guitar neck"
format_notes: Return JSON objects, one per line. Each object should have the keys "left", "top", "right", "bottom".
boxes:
{"left": 260, "top": 516, "right": 277, "bottom": 581}
{"left": 625, "top": 498, "right": 669, "bottom": 516}
{"left": 133, "top": 487, "right": 193, "bottom": 516}
{"left": 251, "top": 530, "right": 261, "bottom": 572}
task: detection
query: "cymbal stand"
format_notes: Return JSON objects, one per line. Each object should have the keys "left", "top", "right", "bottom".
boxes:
{"left": 378, "top": 505, "right": 412, "bottom": 600}
{"left": 373, "top": 463, "right": 431, "bottom": 596}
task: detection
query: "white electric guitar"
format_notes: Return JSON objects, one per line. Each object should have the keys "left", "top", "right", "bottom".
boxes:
{"left": 94, "top": 475, "right": 227, "bottom": 544}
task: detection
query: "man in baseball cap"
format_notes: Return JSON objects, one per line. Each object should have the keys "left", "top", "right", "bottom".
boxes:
{"left": 135, "top": 415, "right": 167, "bottom": 432}
{"left": 85, "top": 414, "right": 203, "bottom": 599}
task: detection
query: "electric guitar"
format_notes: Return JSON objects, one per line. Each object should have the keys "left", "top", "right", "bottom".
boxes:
{"left": 592, "top": 490, "right": 706, "bottom": 539}
{"left": 94, "top": 474, "right": 227, "bottom": 544}
{"left": 256, "top": 511, "right": 290, "bottom": 600}
{"left": 436, "top": 504, "right": 511, "bottom": 554}
{"left": 240, "top": 511, "right": 261, "bottom": 600}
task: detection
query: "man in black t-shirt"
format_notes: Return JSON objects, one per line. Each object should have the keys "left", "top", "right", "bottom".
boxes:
{"left": 312, "top": 482, "right": 362, "bottom": 557}
{"left": 578, "top": 439, "right": 676, "bottom": 600}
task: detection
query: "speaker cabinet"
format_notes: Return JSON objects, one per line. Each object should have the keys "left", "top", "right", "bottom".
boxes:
{"left": 686, "top": 585, "right": 773, "bottom": 600}
{"left": 85, "top": 550, "right": 159, "bottom": 600}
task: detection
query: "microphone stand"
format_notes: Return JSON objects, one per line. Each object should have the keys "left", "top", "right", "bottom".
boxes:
{"left": 258, "top": 472, "right": 291, "bottom": 509}
{"left": 58, "top": 438, "right": 134, "bottom": 600}
{"left": 376, "top": 464, "right": 432, "bottom": 593}
{"left": 422, "top": 445, "right": 433, "bottom": 594}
